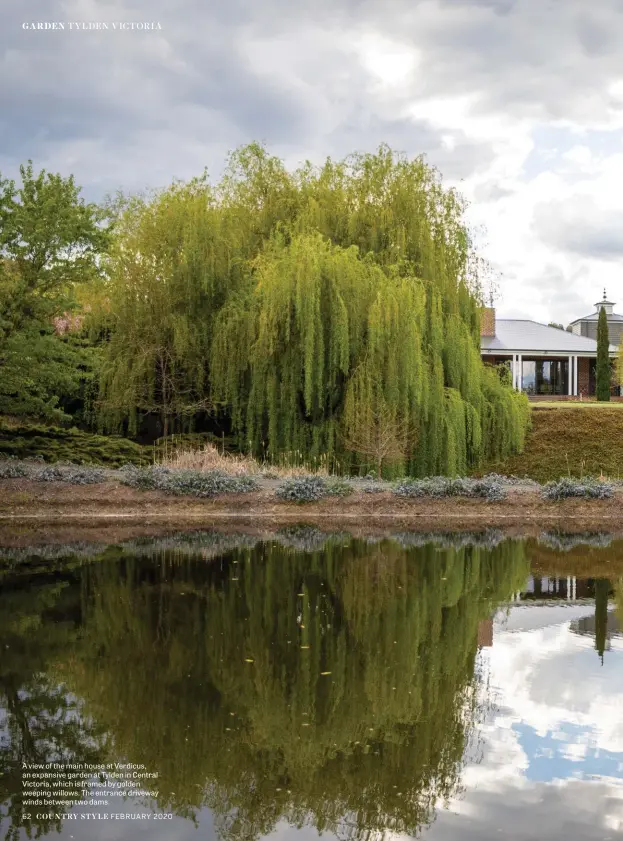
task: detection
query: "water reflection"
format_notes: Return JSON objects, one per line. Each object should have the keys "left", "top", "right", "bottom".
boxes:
{"left": 0, "top": 531, "right": 622, "bottom": 841}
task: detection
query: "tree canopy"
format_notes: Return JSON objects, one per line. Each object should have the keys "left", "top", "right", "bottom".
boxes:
{"left": 0, "top": 162, "right": 110, "bottom": 422}
{"left": 96, "top": 144, "right": 529, "bottom": 475}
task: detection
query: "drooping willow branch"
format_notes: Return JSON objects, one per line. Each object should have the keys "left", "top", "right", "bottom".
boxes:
{"left": 95, "top": 144, "right": 529, "bottom": 474}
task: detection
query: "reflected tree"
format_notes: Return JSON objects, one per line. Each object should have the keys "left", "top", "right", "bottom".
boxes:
{"left": 0, "top": 566, "right": 110, "bottom": 841}
{"left": 59, "top": 538, "right": 529, "bottom": 840}
{"left": 593, "top": 579, "right": 610, "bottom": 663}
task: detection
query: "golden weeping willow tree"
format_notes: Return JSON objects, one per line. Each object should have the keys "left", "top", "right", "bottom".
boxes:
{"left": 97, "top": 143, "right": 529, "bottom": 474}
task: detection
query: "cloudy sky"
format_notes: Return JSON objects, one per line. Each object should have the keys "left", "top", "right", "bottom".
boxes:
{"left": 3, "top": 0, "right": 623, "bottom": 324}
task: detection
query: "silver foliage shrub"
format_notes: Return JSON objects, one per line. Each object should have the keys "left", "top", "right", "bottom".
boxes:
{"left": 119, "top": 466, "right": 259, "bottom": 497}
{"left": 275, "top": 476, "right": 329, "bottom": 502}
{"left": 393, "top": 476, "right": 506, "bottom": 501}
{"left": 542, "top": 478, "right": 614, "bottom": 500}
{"left": 34, "top": 464, "right": 107, "bottom": 484}
{"left": 0, "top": 459, "right": 30, "bottom": 479}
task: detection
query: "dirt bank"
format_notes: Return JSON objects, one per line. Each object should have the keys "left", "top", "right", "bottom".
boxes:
{"left": 2, "top": 478, "right": 623, "bottom": 548}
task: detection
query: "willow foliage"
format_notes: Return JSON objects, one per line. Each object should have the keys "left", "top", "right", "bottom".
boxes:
{"left": 98, "top": 143, "right": 529, "bottom": 474}
{"left": 56, "top": 537, "right": 529, "bottom": 839}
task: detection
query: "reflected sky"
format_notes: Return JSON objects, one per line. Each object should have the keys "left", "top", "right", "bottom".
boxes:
{"left": 424, "top": 606, "right": 623, "bottom": 841}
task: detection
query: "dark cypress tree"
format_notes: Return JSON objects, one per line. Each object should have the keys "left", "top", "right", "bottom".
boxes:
{"left": 594, "top": 578, "right": 610, "bottom": 664}
{"left": 596, "top": 305, "right": 611, "bottom": 401}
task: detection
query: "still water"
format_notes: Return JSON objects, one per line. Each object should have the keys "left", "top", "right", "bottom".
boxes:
{"left": 1, "top": 529, "right": 622, "bottom": 841}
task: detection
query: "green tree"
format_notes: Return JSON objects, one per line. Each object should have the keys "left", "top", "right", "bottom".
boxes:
{"left": 96, "top": 178, "right": 225, "bottom": 436}
{"left": 0, "top": 325, "right": 99, "bottom": 423}
{"left": 596, "top": 306, "right": 611, "bottom": 401}
{"left": 340, "top": 379, "right": 416, "bottom": 477}
{"left": 0, "top": 161, "right": 110, "bottom": 341}
{"left": 0, "top": 162, "right": 110, "bottom": 421}
{"left": 209, "top": 146, "right": 529, "bottom": 475}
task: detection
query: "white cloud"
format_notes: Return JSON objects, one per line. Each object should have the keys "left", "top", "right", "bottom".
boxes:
{"left": 483, "top": 616, "right": 623, "bottom": 753}
{"left": 413, "top": 611, "right": 623, "bottom": 840}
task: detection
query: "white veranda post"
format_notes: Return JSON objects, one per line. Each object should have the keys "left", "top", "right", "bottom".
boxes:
{"left": 568, "top": 355, "right": 572, "bottom": 396}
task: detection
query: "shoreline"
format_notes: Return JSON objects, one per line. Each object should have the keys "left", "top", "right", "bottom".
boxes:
{"left": 2, "top": 479, "right": 623, "bottom": 548}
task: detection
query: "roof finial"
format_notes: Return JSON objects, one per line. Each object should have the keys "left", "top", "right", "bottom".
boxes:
{"left": 603, "top": 287, "right": 607, "bottom": 300}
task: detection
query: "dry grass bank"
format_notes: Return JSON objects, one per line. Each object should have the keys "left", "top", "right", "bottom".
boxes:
{"left": 481, "top": 406, "right": 623, "bottom": 482}
{"left": 158, "top": 441, "right": 330, "bottom": 478}
{"left": 528, "top": 539, "right": 623, "bottom": 578}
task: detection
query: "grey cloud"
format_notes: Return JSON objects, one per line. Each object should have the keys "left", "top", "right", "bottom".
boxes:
{"left": 533, "top": 199, "right": 623, "bottom": 261}
{"left": 576, "top": 11, "right": 620, "bottom": 56}
{"left": 364, "top": 0, "right": 623, "bottom": 122}
{"left": 496, "top": 263, "right": 595, "bottom": 325}
{"left": 1, "top": 6, "right": 311, "bottom": 158}
{"left": 1, "top": 0, "right": 499, "bottom": 198}
{"left": 324, "top": 111, "right": 495, "bottom": 181}
{"left": 424, "top": 777, "right": 623, "bottom": 841}
{"left": 438, "top": 0, "right": 516, "bottom": 12}
{"left": 4, "top": 0, "right": 623, "bottom": 204}
{"left": 472, "top": 182, "right": 515, "bottom": 203}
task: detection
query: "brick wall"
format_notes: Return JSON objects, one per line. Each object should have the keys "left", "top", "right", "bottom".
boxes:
{"left": 578, "top": 357, "right": 590, "bottom": 396}
{"left": 480, "top": 307, "right": 495, "bottom": 337}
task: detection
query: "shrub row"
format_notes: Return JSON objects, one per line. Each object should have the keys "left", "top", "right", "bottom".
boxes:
{"left": 0, "top": 458, "right": 619, "bottom": 504}
{"left": 0, "top": 460, "right": 108, "bottom": 484}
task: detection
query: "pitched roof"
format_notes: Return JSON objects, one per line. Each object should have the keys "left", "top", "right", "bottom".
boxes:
{"left": 481, "top": 320, "right": 618, "bottom": 354}
{"left": 568, "top": 311, "right": 623, "bottom": 323}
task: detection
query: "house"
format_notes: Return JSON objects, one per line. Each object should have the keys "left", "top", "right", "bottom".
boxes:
{"left": 480, "top": 305, "right": 619, "bottom": 397}
{"left": 567, "top": 290, "right": 623, "bottom": 346}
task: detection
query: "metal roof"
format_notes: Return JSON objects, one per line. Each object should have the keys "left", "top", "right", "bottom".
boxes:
{"left": 481, "top": 320, "right": 618, "bottom": 354}
{"left": 568, "top": 311, "right": 623, "bottom": 323}
{"left": 568, "top": 290, "right": 622, "bottom": 323}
